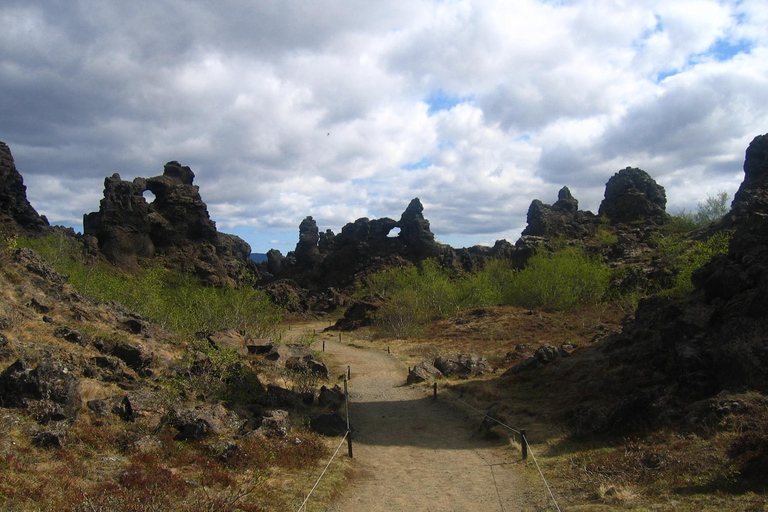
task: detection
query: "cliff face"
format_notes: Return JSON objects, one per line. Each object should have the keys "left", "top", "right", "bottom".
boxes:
{"left": 83, "top": 161, "right": 252, "bottom": 285}
{"left": 0, "top": 142, "right": 49, "bottom": 236}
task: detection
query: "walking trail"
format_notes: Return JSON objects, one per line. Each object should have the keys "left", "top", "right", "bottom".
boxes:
{"left": 300, "top": 323, "right": 548, "bottom": 512}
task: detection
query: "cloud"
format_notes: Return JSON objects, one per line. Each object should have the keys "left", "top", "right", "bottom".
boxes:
{"left": 1, "top": 0, "right": 766, "bottom": 252}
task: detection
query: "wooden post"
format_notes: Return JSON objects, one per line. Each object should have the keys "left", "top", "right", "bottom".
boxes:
{"left": 322, "top": 339, "right": 325, "bottom": 352}
{"left": 347, "top": 365, "right": 351, "bottom": 380}
{"left": 521, "top": 429, "right": 528, "bottom": 460}
{"left": 433, "top": 382, "right": 437, "bottom": 401}
{"left": 338, "top": 332, "right": 342, "bottom": 343}
{"left": 344, "top": 378, "right": 353, "bottom": 458}
{"left": 387, "top": 346, "right": 391, "bottom": 355}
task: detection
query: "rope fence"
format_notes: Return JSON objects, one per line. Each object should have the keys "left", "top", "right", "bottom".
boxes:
{"left": 439, "top": 385, "right": 562, "bottom": 512}
{"left": 295, "top": 430, "right": 349, "bottom": 512}
{"left": 296, "top": 368, "right": 353, "bottom": 512}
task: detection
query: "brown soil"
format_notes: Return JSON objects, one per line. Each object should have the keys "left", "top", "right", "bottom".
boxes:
{"left": 301, "top": 323, "right": 550, "bottom": 512}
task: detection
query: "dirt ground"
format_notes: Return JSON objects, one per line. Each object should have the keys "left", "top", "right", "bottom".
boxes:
{"left": 300, "top": 323, "right": 551, "bottom": 512}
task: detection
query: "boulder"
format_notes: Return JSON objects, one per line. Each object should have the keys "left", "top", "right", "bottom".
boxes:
{"left": 171, "top": 404, "right": 244, "bottom": 441}
{"left": 257, "top": 409, "right": 290, "bottom": 438}
{"left": 309, "top": 412, "right": 348, "bottom": 436}
{"left": 0, "top": 358, "right": 81, "bottom": 422}
{"left": 318, "top": 385, "right": 345, "bottom": 409}
{"left": 110, "top": 341, "right": 152, "bottom": 374}
{"left": 407, "top": 362, "right": 443, "bottom": 384}
{"left": 434, "top": 354, "right": 492, "bottom": 377}
{"left": 333, "top": 298, "right": 382, "bottom": 331}
{"left": 53, "top": 327, "right": 85, "bottom": 346}
{"left": 246, "top": 338, "right": 274, "bottom": 355}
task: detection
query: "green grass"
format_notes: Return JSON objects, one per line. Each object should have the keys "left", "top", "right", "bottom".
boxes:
{"left": 17, "top": 233, "right": 283, "bottom": 338}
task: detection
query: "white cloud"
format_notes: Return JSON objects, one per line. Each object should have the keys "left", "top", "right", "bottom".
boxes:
{"left": 1, "top": 0, "right": 766, "bottom": 252}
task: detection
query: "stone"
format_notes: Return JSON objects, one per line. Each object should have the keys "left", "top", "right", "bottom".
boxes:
{"left": 309, "top": 412, "right": 348, "bottom": 436}
{"left": 318, "top": 385, "right": 345, "bottom": 409}
{"left": 0, "top": 358, "right": 81, "bottom": 422}
{"left": 407, "top": 362, "right": 443, "bottom": 384}
{"left": 295, "top": 216, "right": 322, "bottom": 265}
{"left": 246, "top": 338, "right": 274, "bottom": 355}
{"left": 332, "top": 298, "right": 382, "bottom": 331}
{"left": 434, "top": 354, "right": 492, "bottom": 377}
{"left": 87, "top": 399, "right": 110, "bottom": 417}
{"left": 258, "top": 410, "right": 290, "bottom": 438}
{"left": 113, "top": 395, "right": 135, "bottom": 422}
{"left": 53, "top": 327, "right": 85, "bottom": 346}
{"left": 171, "top": 404, "right": 244, "bottom": 441}
{"left": 110, "top": 341, "right": 152, "bottom": 373}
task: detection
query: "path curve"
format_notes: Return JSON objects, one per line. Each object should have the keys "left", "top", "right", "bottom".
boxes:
{"left": 305, "top": 326, "right": 546, "bottom": 512}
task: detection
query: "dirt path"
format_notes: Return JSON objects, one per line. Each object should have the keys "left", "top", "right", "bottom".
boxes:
{"left": 300, "top": 324, "right": 548, "bottom": 512}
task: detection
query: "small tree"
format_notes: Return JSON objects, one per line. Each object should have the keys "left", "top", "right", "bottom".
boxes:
{"left": 694, "top": 190, "right": 730, "bottom": 225}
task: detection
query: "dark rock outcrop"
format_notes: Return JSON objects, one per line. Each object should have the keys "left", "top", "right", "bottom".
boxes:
{"left": 83, "top": 161, "right": 252, "bottom": 284}
{"left": 260, "top": 198, "right": 512, "bottom": 312}
{"left": 598, "top": 167, "right": 668, "bottom": 224}
{"left": 0, "top": 358, "right": 81, "bottom": 423}
{"left": 0, "top": 142, "right": 49, "bottom": 235}
{"left": 591, "top": 134, "right": 768, "bottom": 434}
{"left": 521, "top": 186, "right": 598, "bottom": 238}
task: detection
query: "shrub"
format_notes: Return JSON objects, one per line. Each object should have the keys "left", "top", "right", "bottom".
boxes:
{"left": 502, "top": 246, "right": 611, "bottom": 310}
{"left": 656, "top": 230, "right": 733, "bottom": 298}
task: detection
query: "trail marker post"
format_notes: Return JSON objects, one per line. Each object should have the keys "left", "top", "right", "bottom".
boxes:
{"left": 344, "top": 377, "right": 353, "bottom": 458}
{"left": 521, "top": 429, "right": 528, "bottom": 460}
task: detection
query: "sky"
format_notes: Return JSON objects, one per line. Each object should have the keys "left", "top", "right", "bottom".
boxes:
{"left": 2, "top": 1, "right": 767, "bottom": 254}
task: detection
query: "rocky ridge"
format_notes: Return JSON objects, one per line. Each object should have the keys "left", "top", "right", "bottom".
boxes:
{"left": 82, "top": 161, "right": 253, "bottom": 285}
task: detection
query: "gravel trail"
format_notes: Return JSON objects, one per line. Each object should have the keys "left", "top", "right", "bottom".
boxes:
{"left": 301, "top": 325, "right": 547, "bottom": 512}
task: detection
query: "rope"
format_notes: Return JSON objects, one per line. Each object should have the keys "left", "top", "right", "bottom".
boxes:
{"left": 441, "top": 387, "right": 562, "bottom": 512}
{"left": 296, "top": 430, "right": 349, "bottom": 512}
{"left": 441, "top": 389, "right": 521, "bottom": 434}
{"left": 524, "top": 439, "right": 562, "bottom": 512}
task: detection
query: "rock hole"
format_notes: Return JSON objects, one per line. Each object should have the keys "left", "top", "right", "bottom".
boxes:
{"left": 387, "top": 226, "right": 401, "bottom": 238}
{"left": 142, "top": 190, "right": 156, "bottom": 203}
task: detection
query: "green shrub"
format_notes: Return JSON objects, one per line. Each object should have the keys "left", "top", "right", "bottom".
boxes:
{"left": 656, "top": 230, "right": 733, "bottom": 298}
{"left": 502, "top": 246, "right": 611, "bottom": 310}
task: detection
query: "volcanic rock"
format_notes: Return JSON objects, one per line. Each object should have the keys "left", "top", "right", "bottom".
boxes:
{"left": 83, "top": 161, "right": 252, "bottom": 284}
{"left": 407, "top": 361, "right": 443, "bottom": 384}
{"left": 598, "top": 167, "right": 668, "bottom": 224}
{"left": 521, "top": 187, "right": 598, "bottom": 238}
{"left": 0, "top": 358, "right": 81, "bottom": 422}
{"left": 0, "top": 142, "right": 49, "bottom": 235}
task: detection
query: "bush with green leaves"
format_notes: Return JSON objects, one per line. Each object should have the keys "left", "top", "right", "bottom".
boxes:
{"left": 502, "top": 245, "right": 611, "bottom": 310}
{"left": 363, "top": 247, "right": 610, "bottom": 337}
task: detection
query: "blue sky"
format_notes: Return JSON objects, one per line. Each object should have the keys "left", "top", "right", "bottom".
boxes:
{"left": 1, "top": 0, "right": 766, "bottom": 254}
